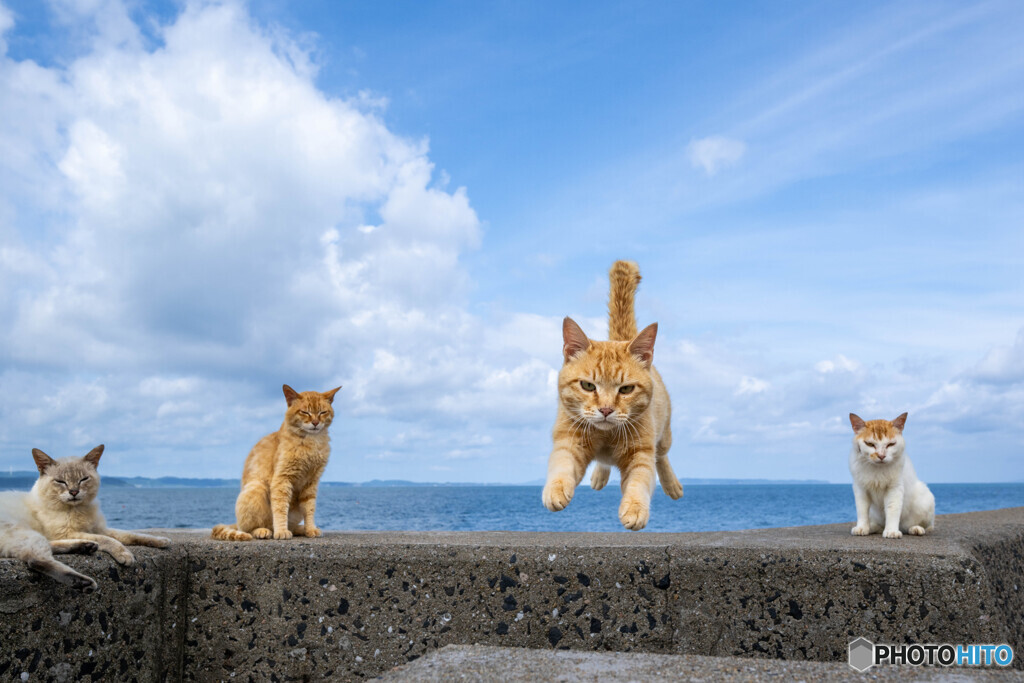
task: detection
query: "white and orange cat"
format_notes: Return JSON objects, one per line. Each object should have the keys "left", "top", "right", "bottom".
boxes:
{"left": 542, "top": 261, "right": 683, "bottom": 530}
{"left": 0, "top": 445, "right": 170, "bottom": 591}
{"left": 849, "top": 412, "right": 935, "bottom": 538}
{"left": 212, "top": 384, "right": 340, "bottom": 541}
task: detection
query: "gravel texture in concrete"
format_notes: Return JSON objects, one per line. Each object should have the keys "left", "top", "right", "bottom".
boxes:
{"left": 0, "top": 507, "right": 1020, "bottom": 681}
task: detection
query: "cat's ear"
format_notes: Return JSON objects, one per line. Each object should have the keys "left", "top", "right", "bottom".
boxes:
{"left": 283, "top": 384, "right": 301, "bottom": 406}
{"left": 323, "top": 386, "right": 342, "bottom": 403}
{"left": 32, "top": 448, "right": 56, "bottom": 475}
{"left": 892, "top": 412, "right": 908, "bottom": 432}
{"left": 849, "top": 413, "right": 866, "bottom": 433}
{"left": 628, "top": 323, "right": 658, "bottom": 368}
{"left": 562, "top": 317, "right": 591, "bottom": 362}
{"left": 83, "top": 444, "right": 104, "bottom": 468}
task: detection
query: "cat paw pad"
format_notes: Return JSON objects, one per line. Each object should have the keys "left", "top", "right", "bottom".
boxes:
{"left": 73, "top": 575, "right": 99, "bottom": 593}
{"left": 851, "top": 525, "right": 871, "bottom": 536}
{"left": 542, "top": 479, "right": 574, "bottom": 511}
{"left": 618, "top": 500, "right": 650, "bottom": 530}
{"left": 273, "top": 529, "right": 294, "bottom": 540}
{"left": 883, "top": 529, "right": 903, "bottom": 539}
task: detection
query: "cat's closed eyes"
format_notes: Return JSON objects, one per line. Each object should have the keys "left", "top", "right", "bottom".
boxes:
{"left": 848, "top": 412, "right": 935, "bottom": 538}
{"left": 542, "top": 261, "right": 682, "bottom": 530}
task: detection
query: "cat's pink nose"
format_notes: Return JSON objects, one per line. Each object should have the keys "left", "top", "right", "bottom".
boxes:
{"left": 876, "top": 454, "right": 886, "bottom": 461}
{"left": 69, "top": 490, "right": 79, "bottom": 497}
{"left": 599, "top": 407, "right": 613, "bottom": 417}
{"left": 312, "top": 421, "right": 320, "bottom": 426}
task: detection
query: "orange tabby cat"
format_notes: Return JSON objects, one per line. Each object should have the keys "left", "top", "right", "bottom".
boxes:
{"left": 212, "top": 384, "right": 340, "bottom": 541}
{"left": 542, "top": 261, "right": 682, "bottom": 530}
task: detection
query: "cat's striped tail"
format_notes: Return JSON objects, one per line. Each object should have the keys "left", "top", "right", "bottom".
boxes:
{"left": 211, "top": 524, "right": 253, "bottom": 541}
{"left": 608, "top": 260, "right": 641, "bottom": 341}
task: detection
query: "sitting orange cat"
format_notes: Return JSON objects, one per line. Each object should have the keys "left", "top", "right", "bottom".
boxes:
{"left": 212, "top": 384, "right": 340, "bottom": 541}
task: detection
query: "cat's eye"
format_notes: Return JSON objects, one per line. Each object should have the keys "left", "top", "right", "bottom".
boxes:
{"left": 865, "top": 442, "right": 875, "bottom": 448}
{"left": 887, "top": 442, "right": 896, "bottom": 448}
{"left": 580, "top": 381, "right": 596, "bottom": 392}
{"left": 79, "top": 477, "right": 90, "bottom": 483}
{"left": 619, "top": 385, "right": 635, "bottom": 395}
{"left": 54, "top": 480, "right": 67, "bottom": 486}
{"left": 299, "top": 411, "right": 310, "bottom": 417}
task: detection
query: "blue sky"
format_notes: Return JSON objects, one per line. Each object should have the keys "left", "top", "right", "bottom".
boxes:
{"left": 1, "top": 0, "right": 1022, "bottom": 484}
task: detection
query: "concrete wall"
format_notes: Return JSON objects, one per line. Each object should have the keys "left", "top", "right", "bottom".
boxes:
{"left": 1, "top": 507, "right": 1021, "bottom": 681}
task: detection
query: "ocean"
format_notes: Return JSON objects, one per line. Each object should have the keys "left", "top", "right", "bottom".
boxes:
{"left": 96, "top": 483, "right": 1024, "bottom": 533}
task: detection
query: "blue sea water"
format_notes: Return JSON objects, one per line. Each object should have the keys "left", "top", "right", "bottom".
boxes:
{"left": 97, "top": 483, "right": 1024, "bottom": 533}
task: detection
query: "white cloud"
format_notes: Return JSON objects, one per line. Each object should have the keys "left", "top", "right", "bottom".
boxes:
{"left": 970, "top": 327, "right": 1024, "bottom": 385}
{"left": 687, "top": 136, "right": 746, "bottom": 176}
{"left": 735, "top": 375, "right": 769, "bottom": 396}
{"left": 0, "top": 0, "right": 560, "bottom": 477}
{"left": 815, "top": 355, "right": 860, "bottom": 374}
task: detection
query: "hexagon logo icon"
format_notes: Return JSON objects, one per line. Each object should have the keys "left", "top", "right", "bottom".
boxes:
{"left": 848, "top": 637, "right": 875, "bottom": 672}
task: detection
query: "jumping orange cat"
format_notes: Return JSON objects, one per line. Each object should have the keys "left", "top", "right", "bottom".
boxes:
{"left": 542, "top": 261, "right": 682, "bottom": 530}
{"left": 212, "top": 384, "right": 340, "bottom": 541}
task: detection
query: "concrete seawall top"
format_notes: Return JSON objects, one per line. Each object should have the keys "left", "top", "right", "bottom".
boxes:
{"left": 2, "top": 507, "right": 1022, "bottom": 681}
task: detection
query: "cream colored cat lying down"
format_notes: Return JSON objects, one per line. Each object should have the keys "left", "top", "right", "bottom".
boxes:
{"left": 0, "top": 445, "right": 169, "bottom": 592}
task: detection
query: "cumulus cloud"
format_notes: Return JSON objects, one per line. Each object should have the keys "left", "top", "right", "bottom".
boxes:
{"left": 687, "top": 135, "right": 746, "bottom": 175}
{"left": 0, "top": 0, "right": 557, "bottom": 477}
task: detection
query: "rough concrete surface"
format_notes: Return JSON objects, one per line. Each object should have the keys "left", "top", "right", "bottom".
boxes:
{"left": 379, "top": 644, "right": 1024, "bottom": 682}
{"left": 0, "top": 507, "right": 1021, "bottom": 681}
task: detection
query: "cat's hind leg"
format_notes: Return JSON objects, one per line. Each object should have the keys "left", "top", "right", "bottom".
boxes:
{"left": 590, "top": 464, "right": 611, "bottom": 491}
{"left": 104, "top": 528, "right": 170, "bottom": 548}
{"left": 7, "top": 528, "right": 97, "bottom": 592}
{"left": 211, "top": 524, "right": 253, "bottom": 541}
{"left": 235, "top": 481, "right": 274, "bottom": 540}
{"left": 655, "top": 433, "right": 683, "bottom": 500}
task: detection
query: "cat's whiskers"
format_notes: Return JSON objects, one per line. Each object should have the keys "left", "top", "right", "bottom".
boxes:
{"left": 620, "top": 416, "right": 642, "bottom": 454}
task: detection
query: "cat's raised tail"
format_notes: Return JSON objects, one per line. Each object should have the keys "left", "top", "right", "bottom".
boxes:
{"left": 608, "top": 260, "right": 641, "bottom": 342}
{"left": 211, "top": 523, "right": 253, "bottom": 542}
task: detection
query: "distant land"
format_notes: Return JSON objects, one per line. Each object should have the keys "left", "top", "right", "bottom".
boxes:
{"left": 1, "top": 471, "right": 832, "bottom": 489}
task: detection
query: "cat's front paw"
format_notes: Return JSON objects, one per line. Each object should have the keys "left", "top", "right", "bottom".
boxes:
{"left": 851, "top": 525, "right": 871, "bottom": 536}
{"left": 252, "top": 528, "right": 273, "bottom": 539}
{"left": 618, "top": 498, "right": 650, "bottom": 531}
{"left": 882, "top": 528, "right": 903, "bottom": 539}
{"left": 273, "top": 529, "right": 294, "bottom": 540}
{"left": 908, "top": 525, "right": 926, "bottom": 536}
{"left": 151, "top": 536, "right": 171, "bottom": 548}
{"left": 590, "top": 467, "right": 610, "bottom": 491}
{"left": 113, "top": 549, "right": 136, "bottom": 565}
{"left": 304, "top": 526, "right": 322, "bottom": 538}
{"left": 542, "top": 478, "right": 575, "bottom": 511}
